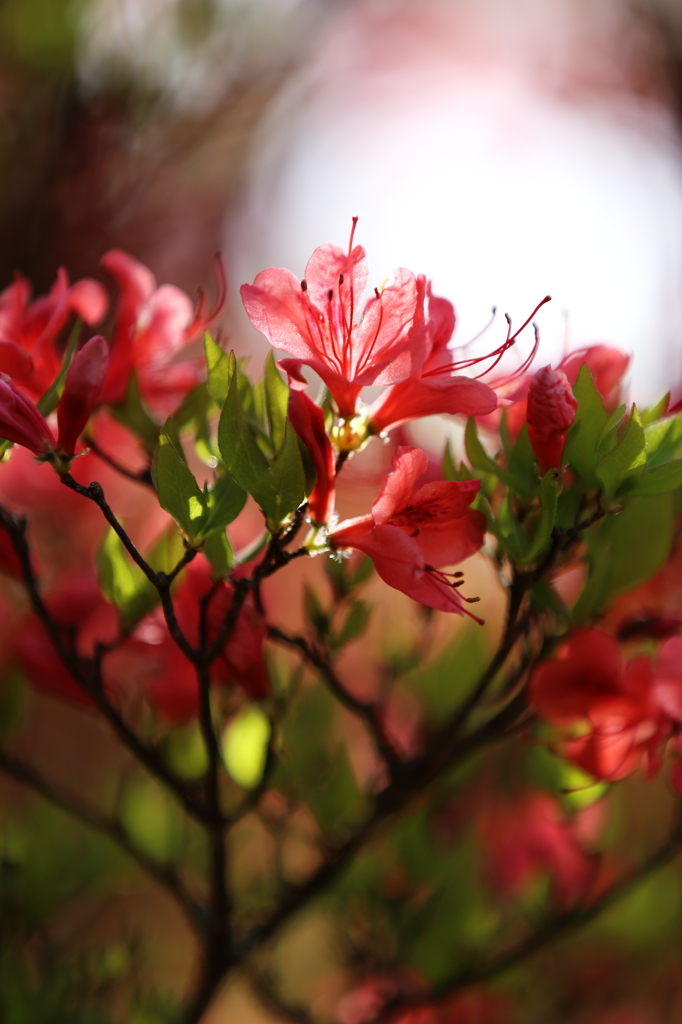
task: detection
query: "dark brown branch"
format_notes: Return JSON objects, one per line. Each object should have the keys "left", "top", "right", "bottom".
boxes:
{"left": 373, "top": 808, "right": 682, "bottom": 1022}
{"left": 0, "top": 747, "right": 205, "bottom": 931}
{"left": 0, "top": 503, "right": 210, "bottom": 825}
{"left": 232, "top": 690, "right": 528, "bottom": 964}
{"left": 268, "top": 625, "right": 402, "bottom": 771}
{"left": 250, "top": 970, "right": 320, "bottom": 1024}
{"left": 83, "top": 434, "right": 156, "bottom": 491}
{"left": 181, "top": 662, "right": 231, "bottom": 1022}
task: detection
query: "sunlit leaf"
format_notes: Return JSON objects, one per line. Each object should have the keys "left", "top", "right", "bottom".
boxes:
{"left": 222, "top": 706, "right": 271, "bottom": 789}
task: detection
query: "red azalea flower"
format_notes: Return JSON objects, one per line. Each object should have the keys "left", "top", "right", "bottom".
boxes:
{"left": 0, "top": 269, "right": 108, "bottom": 398}
{"left": 367, "top": 287, "right": 499, "bottom": 434}
{"left": 241, "top": 220, "right": 430, "bottom": 419}
{"left": 531, "top": 630, "right": 669, "bottom": 782}
{"left": 57, "top": 335, "right": 109, "bottom": 455}
{"left": 0, "top": 376, "right": 56, "bottom": 455}
{"left": 526, "top": 365, "right": 578, "bottom": 475}
{"left": 100, "top": 250, "right": 225, "bottom": 414}
{"left": 477, "top": 791, "right": 597, "bottom": 910}
{"left": 282, "top": 360, "right": 335, "bottom": 525}
{"left": 16, "top": 577, "right": 118, "bottom": 708}
{"left": 329, "top": 446, "right": 485, "bottom": 618}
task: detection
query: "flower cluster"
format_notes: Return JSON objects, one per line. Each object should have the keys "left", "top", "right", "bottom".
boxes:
{"left": 531, "top": 629, "right": 682, "bottom": 792}
{"left": 4, "top": 224, "right": 682, "bottom": 1022}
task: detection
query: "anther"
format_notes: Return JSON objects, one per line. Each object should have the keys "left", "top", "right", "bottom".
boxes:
{"left": 328, "top": 289, "right": 334, "bottom": 301}
{"left": 339, "top": 274, "right": 344, "bottom": 284}
{"left": 464, "top": 596, "right": 481, "bottom": 603}
{"left": 374, "top": 287, "right": 380, "bottom": 299}
{"left": 301, "top": 279, "right": 307, "bottom": 291}
{"left": 453, "top": 571, "right": 464, "bottom": 578}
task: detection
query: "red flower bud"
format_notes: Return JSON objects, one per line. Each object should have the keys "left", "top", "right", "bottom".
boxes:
{"left": 527, "top": 365, "right": 577, "bottom": 475}
{"left": 0, "top": 375, "right": 55, "bottom": 454}
{"left": 57, "top": 335, "right": 109, "bottom": 455}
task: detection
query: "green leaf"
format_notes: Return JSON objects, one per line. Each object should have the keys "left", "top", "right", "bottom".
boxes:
{"left": 464, "top": 417, "right": 521, "bottom": 494}
{"left": 641, "top": 393, "right": 670, "bottom": 425}
{"left": 571, "top": 542, "right": 613, "bottom": 624}
{"left": 152, "top": 432, "right": 207, "bottom": 539}
{"left": 609, "top": 494, "right": 673, "bottom": 593}
{"left": 304, "top": 584, "right": 329, "bottom": 637}
{"left": 222, "top": 706, "right": 272, "bottom": 788}
{"left": 98, "top": 529, "right": 158, "bottom": 631}
{"left": 442, "top": 439, "right": 457, "bottom": 481}
{"left": 507, "top": 424, "right": 538, "bottom": 498}
{"left": 597, "top": 405, "right": 647, "bottom": 501}
{"left": 595, "top": 402, "right": 626, "bottom": 460}
{"left": 204, "top": 332, "right": 229, "bottom": 408}
{"left": 110, "top": 373, "right": 160, "bottom": 454}
{"left": 523, "top": 471, "right": 559, "bottom": 561}
{"left": 264, "top": 351, "right": 289, "bottom": 452}
{"left": 630, "top": 459, "right": 682, "bottom": 496}
{"left": 573, "top": 494, "right": 674, "bottom": 621}
{"left": 201, "top": 472, "right": 246, "bottom": 535}
{"left": 563, "top": 364, "right": 608, "bottom": 483}
{"left": 217, "top": 352, "right": 270, "bottom": 492}
{"left": 202, "top": 529, "right": 232, "bottom": 577}
{"left": 250, "top": 420, "right": 306, "bottom": 530}
{"left": 644, "top": 412, "right": 682, "bottom": 469}
{"left": 494, "top": 494, "right": 529, "bottom": 562}
{"left": 335, "top": 600, "right": 372, "bottom": 647}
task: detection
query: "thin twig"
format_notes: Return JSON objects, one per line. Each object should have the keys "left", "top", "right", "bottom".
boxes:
{"left": 268, "top": 626, "right": 401, "bottom": 771}
{"left": 83, "top": 434, "right": 156, "bottom": 491}
{"left": 373, "top": 808, "right": 682, "bottom": 1022}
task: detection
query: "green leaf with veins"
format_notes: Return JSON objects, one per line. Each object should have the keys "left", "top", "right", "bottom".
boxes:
{"left": 597, "top": 405, "right": 646, "bottom": 501}
{"left": 563, "top": 364, "right": 608, "bottom": 484}
{"left": 153, "top": 431, "right": 207, "bottom": 539}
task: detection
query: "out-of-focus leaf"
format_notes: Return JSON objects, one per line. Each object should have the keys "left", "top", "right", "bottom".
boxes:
{"left": 222, "top": 705, "right": 271, "bottom": 789}
{"left": 202, "top": 530, "right": 232, "bottom": 577}
{"left": 507, "top": 424, "right": 538, "bottom": 498}
{"left": 641, "top": 393, "right": 670, "bottom": 425}
{"left": 644, "top": 412, "right": 682, "bottom": 468}
{"left": 98, "top": 529, "right": 157, "bottom": 631}
{"left": 163, "top": 722, "right": 209, "bottom": 780}
{"left": 334, "top": 600, "right": 372, "bottom": 648}
{"left": 120, "top": 776, "right": 183, "bottom": 861}
{"left": 37, "top": 319, "right": 80, "bottom": 416}
{"left": 204, "top": 332, "right": 229, "bottom": 408}
{"left": 608, "top": 493, "right": 673, "bottom": 593}
{"left": 597, "top": 405, "right": 646, "bottom": 501}
{"left": 522, "top": 471, "right": 559, "bottom": 562}
{"left": 630, "top": 459, "right": 682, "bottom": 496}
{"left": 564, "top": 364, "right": 608, "bottom": 484}
{"left": 573, "top": 493, "right": 674, "bottom": 621}
{"left": 110, "top": 373, "right": 159, "bottom": 454}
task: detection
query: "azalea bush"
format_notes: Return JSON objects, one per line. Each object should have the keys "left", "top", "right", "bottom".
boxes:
{"left": 1, "top": 223, "right": 682, "bottom": 1022}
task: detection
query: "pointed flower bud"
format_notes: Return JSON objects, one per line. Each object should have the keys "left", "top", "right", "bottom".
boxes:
{"left": 526, "top": 365, "right": 577, "bottom": 475}
{"left": 0, "top": 375, "right": 55, "bottom": 454}
{"left": 57, "top": 335, "right": 109, "bottom": 455}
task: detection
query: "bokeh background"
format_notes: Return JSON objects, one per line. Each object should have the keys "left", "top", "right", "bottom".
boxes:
{"left": 3, "top": 0, "right": 682, "bottom": 1021}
